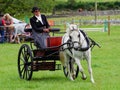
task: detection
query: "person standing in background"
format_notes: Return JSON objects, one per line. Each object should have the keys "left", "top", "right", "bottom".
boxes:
{"left": 0, "top": 14, "right": 6, "bottom": 43}
{"left": 3, "top": 13, "right": 14, "bottom": 43}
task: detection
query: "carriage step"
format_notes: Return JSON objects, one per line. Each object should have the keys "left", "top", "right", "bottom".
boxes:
{"left": 32, "top": 62, "right": 61, "bottom": 71}
{"left": 55, "top": 64, "right": 61, "bottom": 70}
{"left": 33, "top": 56, "right": 60, "bottom": 60}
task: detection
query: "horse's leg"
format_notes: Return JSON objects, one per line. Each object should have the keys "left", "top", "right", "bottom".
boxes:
{"left": 68, "top": 58, "right": 77, "bottom": 80}
{"left": 68, "top": 57, "right": 75, "bottom": 81}
{"left": 85, "top": 50, "right": 95, "bottom": 83}
{"left": 70, "top": 59, "right": 76, "bottom": 79}
{"left": 63, "top": 53, "right": 74, "bottom": 81}
{"left": 75, "top": 57, "right": 87, "bottom": 80}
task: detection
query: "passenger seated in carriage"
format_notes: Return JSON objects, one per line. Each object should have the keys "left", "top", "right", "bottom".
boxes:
{"left": 30, "top": 7, "right": 50, "bottom": 49}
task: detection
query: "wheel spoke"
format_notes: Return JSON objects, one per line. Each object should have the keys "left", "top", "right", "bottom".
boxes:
{"left": 23, "top": 48, "right": 26, "bottom": 57}
{"left": 27, "top": 69, "right": 30, "bottom": 76}
{"left": 26, "top": 67, "right": 28, "bottom": 79}
{"left": 22, "top": 68, "right": 26, "bottom": 79}
{"left": 20, "top": 63, "right": 24, "bottom": 66}
{"left": 23, "top": 47, "right": 26, "bottom": 53}
{"left": 27, "top": 64, "right": 32, "bottom": 70}
{"left": 20, "top": 65, "right": 25, "bottom": 74}
{"left": 26, "top": 54, "right": 30, "bottom": 62}
{"left": 20, "top": 57, "right": 25, "bottom": 63}
{"left": 21, "top": 50, "right": 25, "bottom": 60}
{"left": 26, "top": 66, "right": 30, "bottom": 79}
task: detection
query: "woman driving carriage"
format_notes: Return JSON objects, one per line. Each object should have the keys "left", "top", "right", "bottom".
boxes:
{"left": 30, "top": 6, "right": 50, "bottom": 49}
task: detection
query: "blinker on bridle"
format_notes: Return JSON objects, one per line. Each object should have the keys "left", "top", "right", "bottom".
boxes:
{"left": 68, "top": 30, "right": 82, "bottom": 50}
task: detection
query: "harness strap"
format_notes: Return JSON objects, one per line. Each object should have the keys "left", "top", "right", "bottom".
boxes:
{"left": 80, "top": 30, "right": 101, "bottom": 50}
{"left": 79, "top": 30, "right": 90, "bottom": 45}
{"left": 76, "top": 30, "right": 90, "bottom": 51}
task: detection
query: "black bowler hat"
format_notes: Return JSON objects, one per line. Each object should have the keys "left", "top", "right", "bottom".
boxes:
{"left": 31, "top": 7, "right": 40, "bottom": 13}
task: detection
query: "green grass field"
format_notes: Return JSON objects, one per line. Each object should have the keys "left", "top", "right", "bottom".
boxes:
{"left": 0, "top": 25, "right": 120, "bottom": 90}
{"left": 57, "top": 0, "right": 119, "bottom": 2}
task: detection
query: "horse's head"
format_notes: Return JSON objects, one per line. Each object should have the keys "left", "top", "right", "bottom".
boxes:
{"left": 69, "top": 30, "right": 81, "bottom": 49}
{"left": 63, "top": 23, "right": 90, "bottom": 51}
{"left": 65, "top": 24, "right": 81, "bottom": 49}
{"left": 66, "top": 24, "right": 79, "bottom": 33}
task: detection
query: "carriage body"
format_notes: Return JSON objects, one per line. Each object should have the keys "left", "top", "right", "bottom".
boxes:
{"left": 17, "top": 28, "right": 63, "bottom": 80}
{"left": 32, "top": 36, "right": 62, "bottom": 71}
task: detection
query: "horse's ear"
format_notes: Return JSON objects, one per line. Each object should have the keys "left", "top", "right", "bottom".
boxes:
{"left": 66, "top": 23, "right": 70, "bottom": 33}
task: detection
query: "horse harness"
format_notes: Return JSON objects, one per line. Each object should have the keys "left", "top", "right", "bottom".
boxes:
{"left": 61, "top": 30, "right": 90, "bottom": 52}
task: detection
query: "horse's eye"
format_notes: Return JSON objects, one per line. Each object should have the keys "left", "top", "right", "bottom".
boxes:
{"left": 78, "top": 34, "right": 80, "bottom": 37}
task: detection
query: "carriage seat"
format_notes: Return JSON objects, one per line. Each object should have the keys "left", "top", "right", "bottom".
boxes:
{"left": 24, "top": 28, "right": 62, "bottom": 50}
{"left": 33, "top": 37, "right": 62, "bottom": 60}
{"left": 47, "top": 36, "right": 62, "bottom": 48}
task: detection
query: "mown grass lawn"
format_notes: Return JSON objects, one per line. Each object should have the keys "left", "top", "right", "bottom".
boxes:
{"left": 0, "top": 25, "right": 120, "bottom": 90}
{"left": 57, "top": 0, "right": 118, "bottom": 2}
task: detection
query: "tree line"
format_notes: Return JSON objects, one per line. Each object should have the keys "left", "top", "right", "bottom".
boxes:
{"left": 0, "top": 0, "right": 55, "bottom": 18}
{"left": 0, "top": 0, "right": 119, "bottom": 18}
{"left": 55, "top": 1, "right": 120, "bottom": 11}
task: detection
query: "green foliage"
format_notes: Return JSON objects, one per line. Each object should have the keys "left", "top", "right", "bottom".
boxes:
{"left": 67, "top": 0, "right": 76, "bottom": 9}
{"left": 55, "top": 1, "right": 120, "bottom": 11}
{"left": 0, "top": 0, "right": 55, "bottom": 17}
{"left": 37, "top": 0, "right": 55, "bottom": 13}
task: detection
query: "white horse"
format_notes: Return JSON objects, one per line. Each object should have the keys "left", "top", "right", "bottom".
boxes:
{"left": 61, "top": 24, "right": 95, "bottom": 83}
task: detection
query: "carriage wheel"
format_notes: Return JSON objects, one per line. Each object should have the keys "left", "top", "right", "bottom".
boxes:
{"left": 18, "top": 44, "right": 33, "bottom": 80}
{"left": 63, "top": 60, "right": 79, "bottom": 80}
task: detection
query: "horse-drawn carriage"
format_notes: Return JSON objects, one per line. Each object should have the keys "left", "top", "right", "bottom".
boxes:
{"left": 18, "top": 28, "right": 63, "bottom": 80}
{"left": 17, "top": 24, "right": 100, "bottom": 82}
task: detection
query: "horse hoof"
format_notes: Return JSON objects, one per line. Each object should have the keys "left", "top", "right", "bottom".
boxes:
{"left": 91, "top": 79, "right": 95, "bottom": 83}
{"left": 82, "top": 76, "right": 87, "bottom": 80}
{"left": 69, "top": 76, "right": 74, "bottom": 81}
{"left": 72, "top": 74, "right": 76, "bottom": 80}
